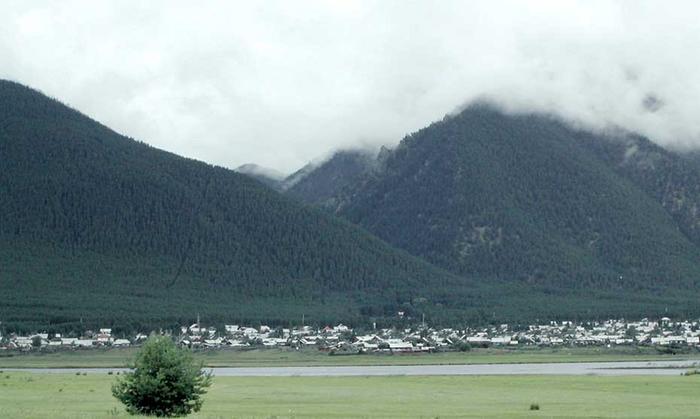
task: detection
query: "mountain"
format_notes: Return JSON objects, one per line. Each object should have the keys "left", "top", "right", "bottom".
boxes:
{"left": 295, "top": 104, "right": 700, "bottom": 316}
{"left": 6, "top": 81, "right": 700, "bottom": 333}
{"left": 574, "top": 134, "right": 700, "bottom": 247}
{"left": 0, "top": 80, "right": 469, "bottom": 332}
{"left": 237, "top": 149, "right": 379, "bottom": 207}
{"left": 285, "top": 149, "right": 378, "bottom": 207}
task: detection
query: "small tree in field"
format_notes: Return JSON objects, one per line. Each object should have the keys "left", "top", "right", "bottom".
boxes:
{"left": 112, "top": 335, "right": 212, "bottom": 417}
{"left": 31, "top": 335, "right": 43, "bottom": 349}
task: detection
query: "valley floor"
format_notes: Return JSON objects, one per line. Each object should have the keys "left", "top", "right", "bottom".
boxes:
{"left": 1, "top": 372, "right": 699, "bottom": 418}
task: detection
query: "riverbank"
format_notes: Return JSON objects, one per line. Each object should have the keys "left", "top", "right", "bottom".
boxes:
{"left": 0, "top": 346, "right": 695, "bottom": 368}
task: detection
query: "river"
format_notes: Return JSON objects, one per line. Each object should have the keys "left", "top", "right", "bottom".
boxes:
{"left": 6, "top": 359, "right": 700, "bottom": 376}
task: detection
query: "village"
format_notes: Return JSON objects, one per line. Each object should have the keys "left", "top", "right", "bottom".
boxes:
{"left": 3, "top": 317, "right": 700, "bottom": 353}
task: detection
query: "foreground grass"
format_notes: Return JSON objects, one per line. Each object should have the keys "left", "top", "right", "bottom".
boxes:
{"left": 0, "top": 346, "right": 695, "bottom": 368}
{"left": 1, "top": 371, "right": 699, "bottom": 418}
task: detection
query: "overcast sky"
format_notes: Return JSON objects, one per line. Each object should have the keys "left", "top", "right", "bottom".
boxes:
{"left": 2, "top": 1, "right": 699, "bottom": 173}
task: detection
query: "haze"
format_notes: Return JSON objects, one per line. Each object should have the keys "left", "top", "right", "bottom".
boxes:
{"left": 1, "top": 0, "right": 698, "bottom": 173}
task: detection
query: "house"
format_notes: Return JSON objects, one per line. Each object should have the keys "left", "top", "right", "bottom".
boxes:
{"left": 14, "top": 337, "right": 33, "bottom": 348}
{"left": 262, "top": 339, "right": 278, "bottom": 347}
{"left": 61, "top": 338, "right": 78, "bottom": 346}
{"left": 490, "top": 336, "right": 512, "bottom": 345}
{"left": 189, "top": 323, "right": 206, "bottom": 334}
{"left": 466, "top": 335, "right": 490, "bottom": 345}
{"left": 667, "top": 336, "right": 687, "bottom": 345}
{"left": 242, "top": 327, "right": 259, "bottom": 337}
{"left": 75, "top": 339, "right": 95, "bottom": 348}
{"left": 356, "top": 341, "right": 379, "bottom": 351}
{"left": 204, "top": 338, "right": 223, "bottom": 347}
{"left": 95, "top": 333, "right": 112, "bottom": 344}
{"left": 113, "top": 339, "right": 131, "bottom": 347}
{"left": 385, "top": 339, "right": 414, "bottom": 352}
{"left": 299, "top": 337, "right": 318, "bottom": 346}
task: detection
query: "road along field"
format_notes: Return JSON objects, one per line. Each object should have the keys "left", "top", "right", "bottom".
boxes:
{"left": 1, "top": 372, "right": 700, "bottom": 418}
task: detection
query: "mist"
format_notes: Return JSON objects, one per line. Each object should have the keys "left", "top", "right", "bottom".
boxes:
{"left": 1, "top": 1, "right": 699, "bottom": 173}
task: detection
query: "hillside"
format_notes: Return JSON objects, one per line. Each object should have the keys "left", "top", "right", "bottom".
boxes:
{"left": 0, "top": 80, "right": 467, "bottom": 332}
{"left": 303, "top": 104, "right": 700, "bottom": 313}
{"left": 574, "top": 134, "right": 700, "bottom": 246}
{"left": 5, "top": 82, "right": 700, "bottom": 332}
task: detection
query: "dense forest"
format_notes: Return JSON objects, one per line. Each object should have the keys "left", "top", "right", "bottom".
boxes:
{"left": 4, "top": 81, "right": 700, "bottom": 333}
{"left": 281, "top": 104, "right": 700, "bottom": 320}
{"left": 333, "top": 105, "right": 700, "bottom": 286}
{"left": 285, "top": 149, "right": 378, "bottom": 207}
{"left": 0, "top": 80, "right": 466, "bottom": 332}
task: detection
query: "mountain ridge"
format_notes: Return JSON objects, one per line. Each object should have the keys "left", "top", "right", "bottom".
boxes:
{"left": 0, "top": 79, "right": 466, "bottom": 332}
{"left": 4, "top": 82, "right": 700, "bottom": 332}
{"left": 285, "top": 103, "right": 700, "bottom": 305}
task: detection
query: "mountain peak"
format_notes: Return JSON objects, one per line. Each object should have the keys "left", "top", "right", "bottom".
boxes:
{"left": 0, "top": 80, "right": 459, "bottom": 330}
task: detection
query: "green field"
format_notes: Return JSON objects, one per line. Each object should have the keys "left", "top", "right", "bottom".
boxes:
{"left": 0, "top": 346, "right": 695, "bottom": 368}
{"left": 1, "top": 371, "right": 699, "bottom": 418}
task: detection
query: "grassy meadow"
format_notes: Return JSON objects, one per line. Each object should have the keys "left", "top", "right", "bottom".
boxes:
{"left": 0, "top": 345, "right": 694, "bottom": 368}
{"left": 1, "top": 371, "right": 699, "bottom": 418}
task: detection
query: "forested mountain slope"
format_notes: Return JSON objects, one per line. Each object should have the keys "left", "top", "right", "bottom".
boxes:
{"left": 0, "top": 80, "right": 463, "bottom": 331}
{"left": 575, "top": 134, "right": 700, "bottom": 247}
{"left": 5, "top": 82, "right": 700, "bottom": 332}
{"left": 327, "top": 104, "right": 700, "bottom": 298}
{"left": 285, "top": 149, "right": 378, "bottom": 207}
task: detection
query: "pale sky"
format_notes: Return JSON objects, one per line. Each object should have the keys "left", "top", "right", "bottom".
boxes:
{"left": 2, "top": 1, "right": 699, "bottom": 173}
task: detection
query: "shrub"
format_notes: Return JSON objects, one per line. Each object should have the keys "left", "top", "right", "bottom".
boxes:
{"left": 452, "top": 341, "right": 471, "bottom": 352}
{"left": 112, "top": 335, "right": 212, "bottom": 417}
{"left": 31, "top": 336, "right": 42, "bottom": 348}
{"left": 530, "top": 403, "right": 540, "bottom": 411}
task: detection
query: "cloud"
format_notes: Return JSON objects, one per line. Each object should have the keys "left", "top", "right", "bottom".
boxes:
{"left": 1, "top": 0, "right": 699, "bottom": 172}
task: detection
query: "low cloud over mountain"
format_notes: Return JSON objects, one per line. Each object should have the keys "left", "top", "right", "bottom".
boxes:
{"left": 2, "top": 1, "right": 700, "bottom": 172}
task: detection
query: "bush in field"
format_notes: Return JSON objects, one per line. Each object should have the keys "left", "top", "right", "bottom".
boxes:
{"left": 452, "top": 341, "right": 471, "bottom": 352}
{"left": 530, "top": 403, "right": 540, "bottom": 410}
{"left": 31, "top": 336, "right": 42, "bottom": 348}
{"left": 112, "top": 336, "right": 212, "bottom": 417}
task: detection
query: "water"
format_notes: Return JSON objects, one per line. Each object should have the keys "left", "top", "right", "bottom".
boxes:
{"left": 6, "top": 359, "right": 700, "bottom": 376}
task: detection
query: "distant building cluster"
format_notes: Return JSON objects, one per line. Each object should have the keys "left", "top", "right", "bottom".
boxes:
{"left": 0, "top": 328, "right": 134, "bottom": 350}
{"left": 2, "top": 317, "right": 700, "bottom": 352}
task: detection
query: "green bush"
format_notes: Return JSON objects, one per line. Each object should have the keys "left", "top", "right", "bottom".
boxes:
{"left": 452, "top": 341, "right": 471, "bottom": 352}
{"left": 31, "top": 336, "right": 42, "bottom": 348}
{"left": 112, "top": 336, "right": 212, "bottom": 417}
